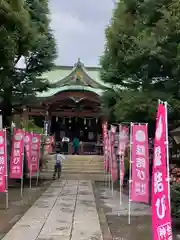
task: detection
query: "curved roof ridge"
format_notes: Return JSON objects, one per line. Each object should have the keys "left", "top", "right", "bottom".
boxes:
{"left": 81, "top": 63, "right": 110, "bottom": 88}
{"left": 51, "top": 59, "right": 110, "bottom": 88}
{"left": 37, "top": 85, "right": 105, "bottom": 98}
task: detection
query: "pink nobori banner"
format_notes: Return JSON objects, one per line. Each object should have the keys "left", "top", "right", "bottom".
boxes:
{"left": 118, "top": 125, "right": 129, "bottom": 186}
{"left": 102, "top": 122, "right": 109, "bottom": 172}
{"left": 9, "top": 129, "right": 25, "bottom": 179}
{"left": 110, "top": 125, "right": 118, "bottom": 182}
{"left": 0, "top": 130, "right": 7, "bottom": 192}
{"left": 152, "top": 103, "right": 172, "bottom": 240}
{"left": 30, "top": 133, "right": 41, "bottom": 174}
{"left": 24, "top": 132, "right": 33, "bottom": 175}
{"left": 131, "top": 124, "right": 149, "bottom": 204}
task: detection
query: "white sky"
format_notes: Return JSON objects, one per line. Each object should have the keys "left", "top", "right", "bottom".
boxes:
{"left": 49, "top": 0, "right": 114, "bottom": 66}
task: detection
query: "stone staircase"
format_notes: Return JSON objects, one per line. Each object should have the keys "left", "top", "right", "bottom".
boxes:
{"left": 42, "top": 154, "right": 105, "bottom": 181}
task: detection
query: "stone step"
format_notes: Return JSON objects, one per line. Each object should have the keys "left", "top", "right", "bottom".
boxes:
{"left": 45, "top": 170, "right": 105, "bottom": 174}
{"left": 62, "top": 165, "right": 104, "bottom": 169}
{"left": 43, "top": 155, "right": 105, "bottom": 175}
{"left": 47, "top": 158, "right": 104, "bottom": 163}
{"left": 46, "top": 159, "right": 104, "bottom": 164}
{"left": 47, "top": 162, "right": 104, "bottom": 167}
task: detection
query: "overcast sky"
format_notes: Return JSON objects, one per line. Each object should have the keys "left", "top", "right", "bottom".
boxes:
{"left": 49, "top": 0, "right": 114, "bottom": 67}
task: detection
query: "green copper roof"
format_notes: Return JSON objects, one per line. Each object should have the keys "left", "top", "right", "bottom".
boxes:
{"left": 38, "top": 59, "right": 111, "bottom": 98}
{"left": 37, "top": 86, "right": 104, "bottom": 98}
{"left": 41, "top": 68, "right": 72, "bottom": 84}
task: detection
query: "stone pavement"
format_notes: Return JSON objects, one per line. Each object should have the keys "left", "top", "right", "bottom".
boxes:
{"left": 2, "top": 180, "right": 102, "bottom": 240}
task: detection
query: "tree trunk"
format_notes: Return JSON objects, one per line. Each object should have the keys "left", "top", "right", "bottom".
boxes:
{"left": 0, "top": 96, "right": 12, "bottom": 128}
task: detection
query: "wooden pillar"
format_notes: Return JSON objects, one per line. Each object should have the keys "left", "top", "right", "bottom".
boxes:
{"left": 44, "top": 104, "right": 51, "bottom": 135}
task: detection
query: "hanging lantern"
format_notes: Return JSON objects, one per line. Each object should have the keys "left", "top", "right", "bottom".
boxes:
{"left": 56, "top": 116, "right": 58, "bottom": 122}
{"left": 69, "top": 117, "right": 71, "bottom": 123}
{"left": 84, "top": 118, "right": 86, "bottom": 125}
{"left": 96, "top": 118, "right": 98, "bottom": 124}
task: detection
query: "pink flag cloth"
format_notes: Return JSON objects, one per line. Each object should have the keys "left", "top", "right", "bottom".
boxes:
{"left": 118, "top": 125, "right": 129, "bottom": 155}
{"left": 152, "top": 103, "right": 172, "bottom": 240}
{"left": 104, "top": 137, "right": 109, "bottom": 172}
{"left": 102, "top": 122, "right": 109, "bottom": 172}
{"left": 9, "top": 129, "right": 25, "bottom": 179}
{"left": 24, "top": 132, "right": 32, "bottom": 173}
{"left": 30, "top": 133, "right": 41, "bottom": 174}
{"left": 110, "top": 125, "right": 118, "bottom": 182}
{"left": 44, "top": 135, "right": 55, "bottom": 153}
{"left": 0, "top": 130, "right": 7, "bottom": 192}
{"left": 131, "top": 124, "right": 149, "bottom": 203}
{"left": 118, "top": 125, "right": 129, "bottom": 186}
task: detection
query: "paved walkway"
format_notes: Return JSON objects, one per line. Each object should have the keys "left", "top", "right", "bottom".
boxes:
{"left": 2, "top": 180, "right": 102, "bottom": 240}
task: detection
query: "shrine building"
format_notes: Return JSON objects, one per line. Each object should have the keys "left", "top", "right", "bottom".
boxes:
{"left": 18, "top": 59, "right": 111, "bottom": 154}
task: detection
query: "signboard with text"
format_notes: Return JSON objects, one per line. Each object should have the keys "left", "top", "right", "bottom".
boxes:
{"left": 9, "top": 129, "right": 24, "bottom": 179}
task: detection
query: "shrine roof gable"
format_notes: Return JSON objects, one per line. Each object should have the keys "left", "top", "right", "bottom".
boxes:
{"left": 39, "top": 59, "right": 111, "bottom": 89}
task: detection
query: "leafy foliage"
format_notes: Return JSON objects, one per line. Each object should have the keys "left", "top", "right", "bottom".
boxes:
{"left": 0, "top": 0, "right": 57, "bottom": 126}
{"left": 22, "top": 119, "right": 43, "bottom": 134}
{"left": 100, "top": 0, "right": 180, "bottom": 127}
{"left": 101, "top": 0, "right": 180, "bottom": 91}
{"left": 102, "top": 88, "right": 180, "bottom": 134}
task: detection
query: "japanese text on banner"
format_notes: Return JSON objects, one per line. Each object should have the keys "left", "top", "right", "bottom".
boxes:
{"left": 118, "top": 125, "right": 129, "bottom": 186}
{"left": 110, "top": 125, "right": 118, "bottom": 182}
{"left": 0, "top": 130, "right": 7, "bottom": 192}
{"left": 9, "top": 129, "right": 24, "bottom": 179}
{"left": 152, "top": 103, "right": 172, "bottom": 240}
{"left": 30, "top": 133, "right": 41, "bottom": 174}
{"left": 24, "top": 133, "right": 32, "bottom": 173}
{"left": 131, "top": 124, "right": 149, "bottom": 204}
{"left": 102, "top": 122, "right": 109, "bottom": 172}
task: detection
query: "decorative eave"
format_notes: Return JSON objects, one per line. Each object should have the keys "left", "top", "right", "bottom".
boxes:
{"left": 50, "top": 58, "right": 109, "bottom": 89}
{"left": 36, "top": 85, "right": 106, "bottom": 99}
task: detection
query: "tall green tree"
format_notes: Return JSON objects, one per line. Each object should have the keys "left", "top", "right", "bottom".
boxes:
{"left": 101, "top": 0, "right": 180, "bottom": 93}
{"left": 0, "top": 0, "right": 56, "bottom": 126}
{"left": 100, "top": 0, "right": 180, "bottom": 126}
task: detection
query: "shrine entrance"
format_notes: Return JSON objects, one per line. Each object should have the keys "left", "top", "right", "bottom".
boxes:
{"left": 47, "top": 90, "right": 103, "bottom": 154}
{"left": 51, "top": 116, "right": 101, "bottom": 143}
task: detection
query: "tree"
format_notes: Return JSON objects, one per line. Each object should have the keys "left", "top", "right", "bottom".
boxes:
{"left": 0, "top": 0, "right": 56, "bottom": 126}
{"left": 101, "top": 89, "right": 120, "bottom": 122}
{"left": 100, "top": 0, "right": 180, "bottom": 127}
{"left": 101, "top": 0, "right": 180, "bottom": 93}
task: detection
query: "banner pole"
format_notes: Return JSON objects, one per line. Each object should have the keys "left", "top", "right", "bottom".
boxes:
{"left": 5, "top": 129, "right": 8, "bottom": 209}
{"left": 36, "top": 135, "right": 41, "bottom": 186}
{"left": 110, "top": 130, "right": 114, "bottom": 197}
{"left": 21, "top": 131, "right": 25, "bottom": 199}
{"left": 108, "top": 154, "right": 111, "bottom": 189}
{"left": 29, "top": 158, "right": 32, "bottom": 192}
{"left": 164, "top": 101, "right": 171, "bottom": 208}
{"left": 103, "top": 144, "right": 106, "bottom": 186}
{"left": 119, "top": 154, "right": 122, "bottom": 205}
{"left": 128, "top": 123, "right": 132, "bottom": 225}
{"left": 108, "top": 131, "right": 111, "bottom": 189}
{"left": 36, "top": 159, "right": 39, "bottom": 186}
{"left": 29, "top": 132, "right": 32, "bottom": 194}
